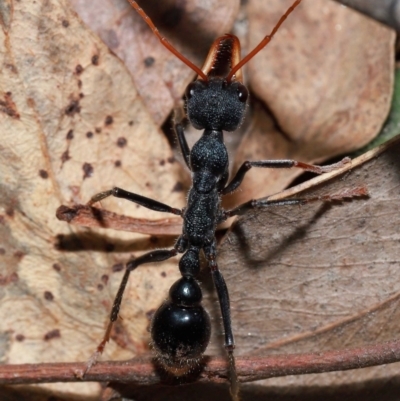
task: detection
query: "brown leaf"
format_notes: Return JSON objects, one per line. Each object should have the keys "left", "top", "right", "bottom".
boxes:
{"left": 7, "top": 126, "right": 396, "bottom": 401}
{"left": 212, "top": 136, "right": 400, "bottom": 396}
{"left": 0, "top": 0, "right": 397, "bottom": 399}
{"left": 0, "top": 0, "right": 187, "bottom": 398}
{"left": 69, "top": 0, "right": 240, "bottom": 125}
{"left": 226, "top": 0, "right": 395, "bottom": 206}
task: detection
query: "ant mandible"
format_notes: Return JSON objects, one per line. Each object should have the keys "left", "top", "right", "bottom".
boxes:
{"left": 84, "top": 0, "right": 350, "bottom": 399}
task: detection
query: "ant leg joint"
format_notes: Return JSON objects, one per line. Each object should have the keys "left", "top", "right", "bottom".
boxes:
{"left": 243, "top": 160, "right": 252, "bottom": 170}
{"left": 226, "top": 342, "right": 235, "bottom": 351}
{"left": 87, "top": 189, "right": 114, "bottom": 206}
{"left": 111, "top": 187, "right": 123, "bottom": 196}
{"left": 87, "top": 187, "right": 122, "bottom": 206}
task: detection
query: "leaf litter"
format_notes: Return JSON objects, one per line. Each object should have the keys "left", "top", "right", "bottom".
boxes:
{"left": 69, "top": 0, "right": 240, "bottom": 126}
{"left": 0, "top": 0, "right": 397, "bottom": 399}
{"left": 211, "top": 136, "right": 400, "bottom": 399}
{"left": 0, "top": 0, "right": 186, "bottom": 398}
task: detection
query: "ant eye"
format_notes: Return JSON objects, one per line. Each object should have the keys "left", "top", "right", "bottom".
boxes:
{"left": 185, "top": 82, "right": 196, "bottom": 99}
{"left": 185, "top": 80, "right": 208, "bottom": 100}
{"left": 237, "top": 84, "right": 248, "bottom": 103}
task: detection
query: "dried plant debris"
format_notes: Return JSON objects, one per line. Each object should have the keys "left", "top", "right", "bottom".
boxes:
{"left": 213, "top": 136, "right": 400, "bottom": 397}
{"left": 0, "top": 0, "right": 186, "bottom": 398}
{"left": 0, "top": 0, "right": 398, "bottom": 399}
{"left": 226, "top": 0, "right": 395, "bottom": 207}
{"left": 70, "top": 0, "right": 240, "bottom": 126}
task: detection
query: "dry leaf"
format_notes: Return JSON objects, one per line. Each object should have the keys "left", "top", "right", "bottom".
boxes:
{"left": 0, "top": 0, "right": 397, "bottom": 400}
{"left": 69, "top": 0, "right": 240, "bottom": 126}
{"left": 226, "top": 0, "right": 395, "bottom": 207}
{"left": 332, "top": 0, "right": 400, "bottom": 30}
{"left": 65, "top": 135, "right": 399, "bottom": 401}
{"left": 0, "top": 0, "right": 187, "bottom": 398}
{"left": 208, "top": 136, "right": 400, "bottom": 398}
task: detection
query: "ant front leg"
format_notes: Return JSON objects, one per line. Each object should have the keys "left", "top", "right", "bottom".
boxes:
{"left": 204, "top": 241, "right": 239, "bottom": 401}
{"left": 221, "top": 157, "right": 351, "bottom": 195}
{"left": 85, "top": 246, "right": 181, "bottom": 374}
{"left": 87, "top": 187, "right": 182, "bottom": 216}
{"left": 175, "top": 122, "right": 191, "bottom": 170}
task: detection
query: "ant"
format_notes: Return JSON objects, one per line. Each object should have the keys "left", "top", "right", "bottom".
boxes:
{"left": 83, "top": 0, "right": 353, "bottom": 399}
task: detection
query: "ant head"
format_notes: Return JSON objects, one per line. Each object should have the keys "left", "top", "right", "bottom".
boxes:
{"left": 127, "top": 0, "right": 302, "bottom": 129}
{"left": 185, "top": 35, "right": 248, "bottom": 131}
{"left": 185, "top": 78, "right": 248, "bottom": 131}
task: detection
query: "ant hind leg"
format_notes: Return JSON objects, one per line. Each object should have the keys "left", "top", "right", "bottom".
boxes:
{"left": 84, "top": 247, "right": 180, "bottom": 375}
{"left": 204, "top": 242, "right": 240, "bottom": 401}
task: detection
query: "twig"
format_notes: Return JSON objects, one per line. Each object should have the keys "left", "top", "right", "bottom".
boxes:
{"left": 2, "top": 339, "right": 400, "bottom": 385}
{"left": 56, "top": 205, "right": 182, "bottom": 236}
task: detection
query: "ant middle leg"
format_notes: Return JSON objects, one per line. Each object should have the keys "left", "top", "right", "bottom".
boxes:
{"left": 85, "top": 246, "right": 180, "bottom": 373}
{"left": 204, "top": 242, "right": 239, "bottom": 401}
{"left": 221, "top": 157, "right": 351, "bottom": 195}
{"left": 87, "top": 187, "right": 182, "bottom": 216}
{"left": 222, "top": 186, "right": 367, "bottom": 219}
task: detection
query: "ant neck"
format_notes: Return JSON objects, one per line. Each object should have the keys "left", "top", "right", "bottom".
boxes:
{"left": 201, "top": 128, "right": 224, "bottom": 140}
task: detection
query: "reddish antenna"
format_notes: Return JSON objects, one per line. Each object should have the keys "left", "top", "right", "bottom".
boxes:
{"left": 126, "top": 0, "right": 208, "bottom": 81}
{"left": 226, "top": 0, "right": 302, "bottom": 82}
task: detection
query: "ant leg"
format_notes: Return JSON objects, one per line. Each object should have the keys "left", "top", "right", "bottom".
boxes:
{"left": 87, "top": 187, "right": 182, "bottom": 216}
{"left": 204, "top": 242, "right": 239, "bottom": 401}
{"left": 221, "top": 158, "right": 350, "bottom": 195}
{"left": 175, "top": 122, "right": 191, "bottom": 170}
{"left": 85, "top": 247, "right": 180, "bottom": 374}
{"left": 222, "top": 186, "right": 367, "bottom": 219}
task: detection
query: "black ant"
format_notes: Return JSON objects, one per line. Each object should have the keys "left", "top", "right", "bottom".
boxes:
{"left": 83, "top": 0, "right": 352, "bottom": 399}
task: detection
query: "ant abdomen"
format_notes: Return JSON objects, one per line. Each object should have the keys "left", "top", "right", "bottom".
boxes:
{"left": 151, "top": 276, "right": 211, "bottom": 371}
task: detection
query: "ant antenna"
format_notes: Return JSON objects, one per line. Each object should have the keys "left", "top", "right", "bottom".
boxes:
{"left": 126, "top": 0, "right": 209, "bottom": 81}
{"left": 226, "top": 0, "right": 302, "bottom": 82}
